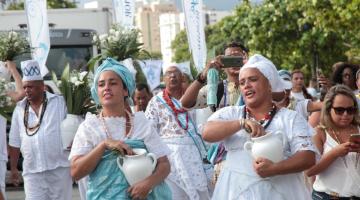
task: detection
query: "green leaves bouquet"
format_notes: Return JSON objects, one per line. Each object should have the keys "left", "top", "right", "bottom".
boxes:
{"left": 0, "top": 31, "right": 30, "bottom": 61}
{"left": 52, "top": 64, "right": 95, "bottom": 115}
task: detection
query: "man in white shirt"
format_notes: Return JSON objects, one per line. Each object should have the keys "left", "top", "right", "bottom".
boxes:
{"left": 8, "top": 60, "right": 71, "bottom": 200}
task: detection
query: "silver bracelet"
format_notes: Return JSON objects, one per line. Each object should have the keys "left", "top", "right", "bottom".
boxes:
{"left": 239, "top": 118, "right": 244, "bottom": 129}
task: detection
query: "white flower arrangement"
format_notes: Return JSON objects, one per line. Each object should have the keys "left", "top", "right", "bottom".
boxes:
{"left": 52, "top": 64, "right": 95, "bottom": 115}
{"left": 0, "top": 77, "right": 15, "bottom": 119}
{"left": 0, "top": 31, "right": 30, "bottom": 61}
{"left": 92, "top": 24, "right": 143, "bottom": 61}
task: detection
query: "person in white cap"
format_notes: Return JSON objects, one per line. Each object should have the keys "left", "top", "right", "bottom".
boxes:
{"left": 202, "top": 54, "right": 317, "bottom": 200}
{"left": 8, "top": 60, "right": 72, "bottom": 200}
{"left": 145, "top": 64, "right": 211, "bottom": 200}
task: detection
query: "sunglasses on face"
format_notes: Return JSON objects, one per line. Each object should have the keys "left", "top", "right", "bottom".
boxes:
{"left": 332, "top": 106, "right": 357, "bottom": 115}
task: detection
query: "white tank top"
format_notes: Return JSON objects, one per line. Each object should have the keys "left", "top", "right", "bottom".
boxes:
{"left": 313, "top": 130, "right": 360, "bottom": 197}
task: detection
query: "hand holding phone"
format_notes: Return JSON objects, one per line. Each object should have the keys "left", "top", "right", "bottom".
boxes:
{"left": 349, "top": 134, "right": 360, "bottom": 144}
{"left": 349, "top": 134, "right": 360, "bottom": 153}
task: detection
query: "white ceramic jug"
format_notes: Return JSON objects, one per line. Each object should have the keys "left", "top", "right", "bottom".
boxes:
{"left": 243, "top": 131, "right": 284, "bottom": 163}
{"left": 117, "top": 148, "right": 157, "bottom": 185}
{"left": 60, "top": 114, "right": 84, "bottom": 150}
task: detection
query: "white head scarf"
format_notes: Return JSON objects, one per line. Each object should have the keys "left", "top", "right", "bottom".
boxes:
{"left": 162, "top": 62, "right": 182, "bottom": 75}
{"left": 239, "top": 54, "right": 287, "bottom": 92}
{"left": 21, "top": 60, "right": 43, "bottom": 81}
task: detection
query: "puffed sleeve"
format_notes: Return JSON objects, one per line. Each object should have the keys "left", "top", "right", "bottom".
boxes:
{"left": 207, "top": 106, "right": 243, "bottom": 121}
{"left": 68, "top": 121, "right": 95, "bottom": 160}
{"left": 144, "top": 96, "right": 160, "bottom": 132}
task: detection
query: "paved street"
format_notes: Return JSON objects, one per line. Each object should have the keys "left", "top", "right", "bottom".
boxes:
{"left": 5, "top": 187, "right": 81, "bottom": 200}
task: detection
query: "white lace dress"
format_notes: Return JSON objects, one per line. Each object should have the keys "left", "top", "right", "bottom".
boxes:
{"left": 145, "top": 92, "right": 210, "bottom": 200}
{"left": 208, "top": 106, "right": 316, "bottom": 200}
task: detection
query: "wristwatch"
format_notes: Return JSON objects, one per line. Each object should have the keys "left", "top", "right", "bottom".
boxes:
{"left": 196, "top": 73, "right": 206, "bottom": 84}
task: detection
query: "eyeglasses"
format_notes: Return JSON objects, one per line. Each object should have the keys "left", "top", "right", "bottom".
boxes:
{"left": 332, "top": 106, "right": 357, "bottom": 115}
{"left": 164, "top": 71, "right": 182, "bottom": 77}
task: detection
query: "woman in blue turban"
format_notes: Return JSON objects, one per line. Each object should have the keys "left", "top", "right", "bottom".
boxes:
{"left": 69, "top": 57, "right": 172, "bottom": 199}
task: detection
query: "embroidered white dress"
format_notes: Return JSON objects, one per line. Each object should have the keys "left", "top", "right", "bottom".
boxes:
{"left": 208, "top": 106, "right": 316, "bottom": 200}
{"left": 145, "top": 92, "right": 210, "bottom": 200}
{"left": 69, "top": 112, "right": 170, "bottom": 161}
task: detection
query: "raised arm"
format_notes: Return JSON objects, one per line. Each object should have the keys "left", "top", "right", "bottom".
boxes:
{"left": 6, "top": 61, "right": 25, "bottom": 101}
{"left": 203, "top": 119, "right": 265, "bottom": 142}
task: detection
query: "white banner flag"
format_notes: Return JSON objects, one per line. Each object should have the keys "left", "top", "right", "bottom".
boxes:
{"left": 138, "top": 60, "right": 163, "bottom": 91}
{"left": 113, "top": 0, "right": 135, "bottom": 28}
{"left": 182, "top": 0, "right": 207, "bottom": 72}
{"left": 25, "top": 0, "right": 50, "bottom": 77}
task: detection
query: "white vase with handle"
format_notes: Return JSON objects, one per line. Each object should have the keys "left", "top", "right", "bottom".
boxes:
{"left": 0, "top": 61, "right": 11, "bottom": 81}
{"left": 117, "top": 148, "right": 157, "bottom": 185}
{"left": 243, "top": 131, "right": 284, "bottom": 163}
{"left": 61, "top": 114, "right": 84, "bottom": 150}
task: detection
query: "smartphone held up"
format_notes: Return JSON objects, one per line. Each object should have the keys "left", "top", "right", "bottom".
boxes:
{"left": 220, "top": 56, "right": 244, "bottom": 68}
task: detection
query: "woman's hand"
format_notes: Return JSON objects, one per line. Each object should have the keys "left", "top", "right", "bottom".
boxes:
{"left": 331, "top": 142, "right": 352, "bottom": 157}
{"left": 349, "top": 142, "right": 360, "bottom": 153}
{"left": 128, "top": 179, "right": 152, "bottom": 200}
{"left": 244, "top": 119, "right": 266, "bottom": 137}
{"left": 200, "top": 55, "right": 224, "bottom": 79}
{"left": 253, "top": 157, "right": 276, "bottom": 178}
{"left": 104, "top": 139, "right": 134, "bottom": 156}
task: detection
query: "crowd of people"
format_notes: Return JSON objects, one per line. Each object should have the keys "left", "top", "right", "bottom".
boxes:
{"left": 0, "top": 41, "right": 360, "bottom": 200}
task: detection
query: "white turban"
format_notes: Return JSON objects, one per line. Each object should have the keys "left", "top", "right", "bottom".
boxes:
{"left": 162, "top": 62, "right": 182, "bottom": 74}
{"left": 21, "top": 60, "right": 43, "bottom": 81}
{"left": 239, "top": 54, "right": 287, "bottom": 92}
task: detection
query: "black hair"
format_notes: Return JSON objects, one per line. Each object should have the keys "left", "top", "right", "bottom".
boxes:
{"left": 45, "top": 84, "right": 54, "bottom": 94}
{"left": 136, "top": 83, "right": 151, "bottom": 94}
{"left": 331, "top": 62, "right": 359, "bottom": 90}
{"left": 224, "top": 41, "right": 249, "bottom": 53}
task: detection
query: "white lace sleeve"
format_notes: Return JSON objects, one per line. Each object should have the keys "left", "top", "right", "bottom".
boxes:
{"left": 144, "top": 97, "right": 160, "bottom": 131}
{"left": 69, "top": 122, "right": 95, "bottom": 160}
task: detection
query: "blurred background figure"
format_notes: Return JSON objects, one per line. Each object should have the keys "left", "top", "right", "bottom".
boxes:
{"left": 331, "top": 62, "right": 359, "bottom": 91}
{"left": 291, "top": 69, "right": 314, "bottom": 100}
{"left": 133, "top": 83, "right": 152, "bottom": 112}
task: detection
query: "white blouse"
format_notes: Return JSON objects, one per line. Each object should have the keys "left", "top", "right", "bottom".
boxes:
{"left": 69, "top": 112, "right": 170, "bottom": 160}
{"left": 208, "top": 106, "right": 316, "bottom": 200}
{"left": 9, "top": 92, "right": 69, "bottom": 175}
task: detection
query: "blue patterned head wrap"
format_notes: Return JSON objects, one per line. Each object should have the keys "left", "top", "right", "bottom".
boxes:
{"left": 91, "top": 57, "right": 135, "bottom": 105}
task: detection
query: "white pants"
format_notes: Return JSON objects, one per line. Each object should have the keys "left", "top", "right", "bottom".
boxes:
{"left": 166, "top": 179, "right": 210, "bottom": 200}
{"left": 23, "top": 167, "right": 72, "bottom": 200}
{"left": 0, "top": 161, "right": 6, "bottom": 200}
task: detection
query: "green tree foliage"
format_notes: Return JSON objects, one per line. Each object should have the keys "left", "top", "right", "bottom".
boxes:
{"left": 172, "top": 0, "right": 360, "bottom": 80}
{"left": 7, "top": 0, "right": 76, "bottom": 10}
